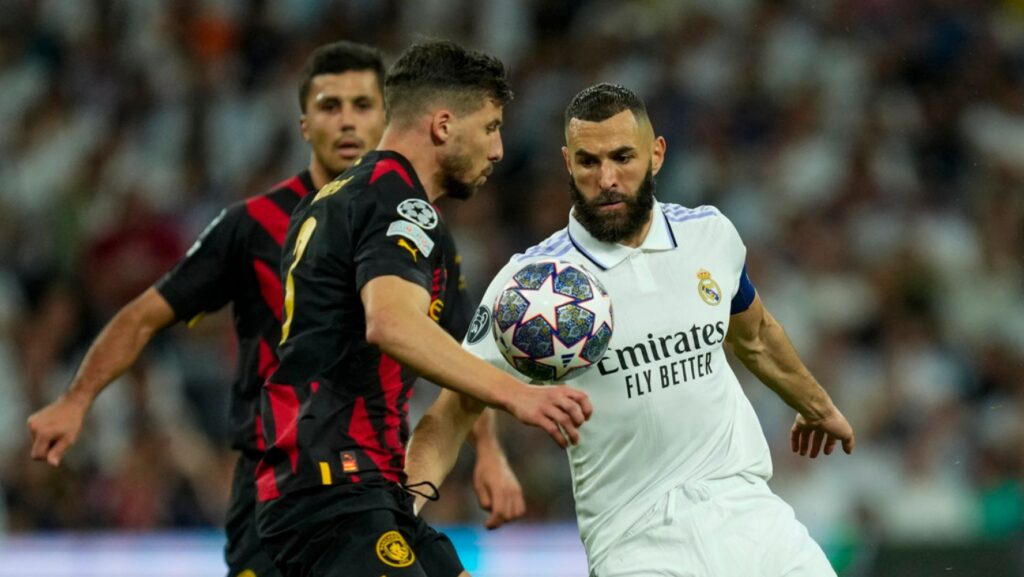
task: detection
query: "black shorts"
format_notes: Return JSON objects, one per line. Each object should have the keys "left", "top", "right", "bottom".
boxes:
{"left": 225, "top": 455, "right": 281, "bottom": 577}
{"left": 260, "top": 484, "right": 464, "bottom": 577}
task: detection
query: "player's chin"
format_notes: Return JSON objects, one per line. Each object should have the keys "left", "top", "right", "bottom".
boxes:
{"left": 448, "top": 182, "right": 480, "bottom": 201}
{"left": 327, "top": 158, "right": 358, "bottom": 175}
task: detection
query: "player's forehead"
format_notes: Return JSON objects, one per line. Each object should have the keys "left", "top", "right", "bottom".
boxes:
{"left": 566, "top": 110, "right": 646, "bottom": 156}
{"left": 309, "top": 70, "right": 383, "bottom": 104}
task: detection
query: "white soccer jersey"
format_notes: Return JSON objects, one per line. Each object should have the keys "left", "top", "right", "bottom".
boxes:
{"left": 462, "top": 201, "right": 773, "bottom": 569}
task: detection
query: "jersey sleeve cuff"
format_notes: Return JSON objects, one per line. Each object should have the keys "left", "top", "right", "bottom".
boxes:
{"left": 730, "top": 263, "right": 757, "bottom": 315}
{"left": 355, "top": 263, "right": 431, "bottom": 295}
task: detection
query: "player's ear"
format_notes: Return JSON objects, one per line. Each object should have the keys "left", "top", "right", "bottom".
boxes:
{"left": 561, "top": 146, "right": 571, "bottom": 174}
{"left": 651, "top": 136, "right": 667, "bottom": 176}
{"left": 299, "top": 114, "right": 311, "bottom": 143}
{"left": 430, "top": 109, "right": 453, "bottom": 145}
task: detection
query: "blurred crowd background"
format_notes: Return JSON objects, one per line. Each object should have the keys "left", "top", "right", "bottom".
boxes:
{"left": 1, "top": 0, "right": 1022, "bottom": 573}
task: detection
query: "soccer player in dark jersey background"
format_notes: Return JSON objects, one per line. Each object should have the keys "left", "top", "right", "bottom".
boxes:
{"left": 255, "top": 40, "right": 592, "bottom": 577}
{"left": 26, "top": 40, "right": 524, "bottom": 577}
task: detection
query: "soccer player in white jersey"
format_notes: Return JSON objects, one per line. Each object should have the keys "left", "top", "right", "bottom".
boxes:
{"left": 405, "top": 83, "right": 855, "bottom": 576}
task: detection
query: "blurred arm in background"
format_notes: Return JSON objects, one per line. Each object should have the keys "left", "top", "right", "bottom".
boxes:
{"left": 407, "top": 389, "right": 529, "bottom": 528}
{"left": 27, "top": 287, "right": 175, "bottom": 466}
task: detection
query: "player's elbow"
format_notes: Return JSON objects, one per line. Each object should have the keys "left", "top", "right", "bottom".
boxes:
{"left": 364, "top": 307, "right": 404, "bottom": 350}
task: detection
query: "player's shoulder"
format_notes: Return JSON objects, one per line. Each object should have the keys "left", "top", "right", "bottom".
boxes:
{"left": 659, "top": 202, "right": 745, "bottom": 253}
{"left": 475, "top": 228, "right": 577, "bottom": 292}
{"left": 659, "top": 202, "right": 722, "bottom": 225}
{"left": 660, "top": 202, "right": 739, "bottom": 233}
{"left": 512, "top": 227, "right": 573, "bottom": 264}
{"left": 318, "top": 152, "right": 426, "bottom": 210}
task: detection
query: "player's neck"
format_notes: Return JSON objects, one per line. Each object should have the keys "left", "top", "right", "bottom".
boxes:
{"left": 377, "top": 129, "right": 444, "bottom": 203}
{"left": 308, "top": 158, "right": 338, "bottom": 191}
{"left": 618, "top": 211, "right": 654, "bottom": 248}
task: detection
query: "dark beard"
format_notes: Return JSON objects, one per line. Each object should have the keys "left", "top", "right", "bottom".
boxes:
{"left": 438, "top": 150, "right": 476, "bottom": 201}
{"left": 570, "top": 166, "right": 656, "bottom": 243}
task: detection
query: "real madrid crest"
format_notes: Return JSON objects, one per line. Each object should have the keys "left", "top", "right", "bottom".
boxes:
{"left": 376, "top": 530, "right": 415, "bottom": 567}
{"left": 696, "top": 269, "right": 722, "bottom": 306}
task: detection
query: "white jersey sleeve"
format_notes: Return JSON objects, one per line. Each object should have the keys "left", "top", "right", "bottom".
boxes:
{"left": 713, "top": 208, "right": 749, "bottom": 301}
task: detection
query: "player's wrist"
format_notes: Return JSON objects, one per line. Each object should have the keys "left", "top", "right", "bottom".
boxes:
{"left": 63, "top": 387, "right": 96, "bottom": 409}
{"left": 492, "top": 379, "right": 527, "bottom": 417}
{"left": 473, "top": 434, "right": 506, "bottom": 459}
{"left": 798, "top": 396, "right": 835, "bottom": 425}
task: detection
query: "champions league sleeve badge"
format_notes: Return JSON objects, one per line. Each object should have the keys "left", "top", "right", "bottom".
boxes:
{"left": 697, "top": 269, "right": 722, "bottom": 306}
{"left": 397, "top": 198, "right": 438, "bottom": 229}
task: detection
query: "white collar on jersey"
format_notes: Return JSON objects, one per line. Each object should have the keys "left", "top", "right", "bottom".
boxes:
{"left": 566, "top": 200, "right": 678, "bottom": 270}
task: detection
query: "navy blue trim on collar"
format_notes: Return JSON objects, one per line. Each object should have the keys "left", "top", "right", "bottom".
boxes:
{"left": 567, "top": 228, "right": 608, "bottom": 271}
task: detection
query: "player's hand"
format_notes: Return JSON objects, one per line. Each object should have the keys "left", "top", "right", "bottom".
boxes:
{"left": 27, "top": 394, "right": 90, "bottom": 466}
{"left": 473, "top": 449, "right": 525, "bottom": 530}
{"left": 790, "top": 407, "right": 855, "bottom": 458}
{"left": 507, "top": 384, "right": 592, "bottom": 448}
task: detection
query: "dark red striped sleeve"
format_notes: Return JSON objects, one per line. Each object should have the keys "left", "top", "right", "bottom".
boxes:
{"left": 155, "top": 205, "right": 244, "bottom": 321}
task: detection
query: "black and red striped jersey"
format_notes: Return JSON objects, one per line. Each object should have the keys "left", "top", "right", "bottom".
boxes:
{"left": 254, "top": 151, "right": 471, "bottom": 532}
{"left": 156, "top": 171, "right": 316, "bottom": 456}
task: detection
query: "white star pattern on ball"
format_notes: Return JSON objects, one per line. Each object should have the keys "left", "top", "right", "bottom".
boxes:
{"left": 536, "top": 336, "right": 593, "bottom": 380}
{"left": 514, "top": 272, "right": 576, "bottom": 329}
{"left": 492, "top": 259, "right": 614, "bottom": 382}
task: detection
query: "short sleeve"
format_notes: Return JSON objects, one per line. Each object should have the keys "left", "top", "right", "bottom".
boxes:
{"left": 156, "top": 206, "right": 241, "bottom": 321}
{"left": 439, "top": 244, "right": 474, "bottom": 341}
{"left": 711, "top": 209, "right": 752, "bottom": 302}
{"left": 352, "top": 184, "right": 440, "bottom": 294}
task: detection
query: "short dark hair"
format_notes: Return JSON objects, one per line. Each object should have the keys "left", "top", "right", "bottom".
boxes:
{"left": 298, "top": 41, "right": 385, "bottom": 112}
{"left": 564, "top": 83, "right": 648, "bottom": 127}
{"left": 385, "top": 40, "right": 512, "bottom": 125}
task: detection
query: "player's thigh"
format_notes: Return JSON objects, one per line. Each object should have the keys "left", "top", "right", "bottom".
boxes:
{"left": 760, "top": 500, "right": 835, "bottom": 577}
{"left": 713, "top": 488, "right": 836, "bottom": 577}
{"left": 592, "top": 493, "right": 707, "bottom": 577}
{"left": 224, "top": 460, "right": 281, "bottom": 577}
{"left": 404, "top": 514, "right": 467, "bottom": 577}
{"left": 307, "top": 509, "right": 431, "bottom": 577}
{"left": 225, "top": 518, "right": 280, "bottom": 577}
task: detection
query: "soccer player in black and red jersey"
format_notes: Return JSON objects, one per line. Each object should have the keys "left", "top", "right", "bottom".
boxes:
{"left": 27, "top": 41, "right": 524, "bottom": 577}
{"left": 254, "top": 40, "right": 593, "bottom": 577}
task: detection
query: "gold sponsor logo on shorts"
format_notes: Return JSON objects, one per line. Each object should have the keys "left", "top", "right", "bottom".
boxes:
{"left": 376, "top": 530, "right": 415, "bottom": 568}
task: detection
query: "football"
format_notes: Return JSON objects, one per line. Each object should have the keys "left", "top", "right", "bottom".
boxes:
{"left": 492, "top": 260, "right": 613, "bottom": 382}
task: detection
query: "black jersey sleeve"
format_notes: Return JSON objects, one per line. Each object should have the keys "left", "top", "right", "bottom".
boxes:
{"left": 156, "top": 206, "right": 242, "bottom": 321}
{"left": 440, "top": 246, "right": 474, "bottom": 341}
{"left": 351, "top": 183, "right": 441, "bottom": 295}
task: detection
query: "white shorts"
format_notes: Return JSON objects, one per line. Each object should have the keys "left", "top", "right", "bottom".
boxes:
{"left": 592, "top": 476, "right": 835, "bottom": 577}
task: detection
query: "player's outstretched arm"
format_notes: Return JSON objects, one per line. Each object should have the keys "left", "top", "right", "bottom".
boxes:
{"left": 725, "top": 294, "right": 855, "bottom": 458}
{"left": 469, "top": 409, "right": 525, "bottom": 529}
{"left": 27, "top": 287, "right": 176, "bottom": 466}
{"left": 362, "top": 275, "right": 592, "bottom": 448}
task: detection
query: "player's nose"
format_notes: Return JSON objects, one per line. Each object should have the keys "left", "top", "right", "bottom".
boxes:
{"left": 598, "top": 162, "right": 618, "bottom": 190}
{"left": 339, "top": 103, "right": 356, "bottom": 130}
{"left": 489, "top": 133, "right": 504, "bottom": 163}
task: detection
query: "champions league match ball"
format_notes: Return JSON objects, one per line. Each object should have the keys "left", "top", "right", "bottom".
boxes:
{"left": 492, "top": 260, "right": 613, "bottom": 383}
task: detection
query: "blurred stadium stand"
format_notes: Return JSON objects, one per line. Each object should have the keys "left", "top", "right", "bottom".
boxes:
{"left": 1, "top": 0, "right": 1022, "bottom": 574}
